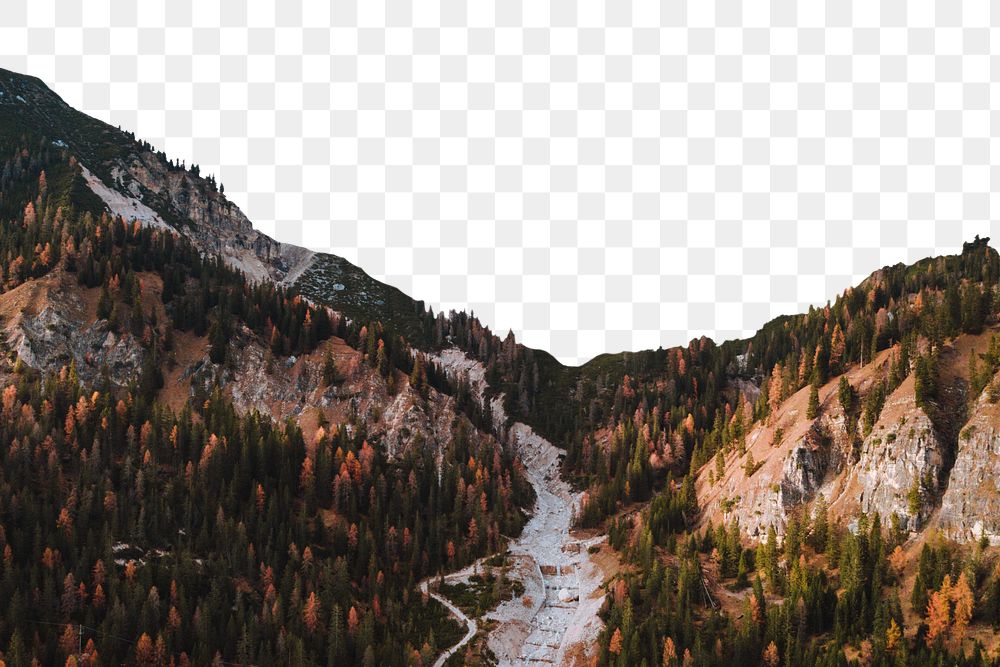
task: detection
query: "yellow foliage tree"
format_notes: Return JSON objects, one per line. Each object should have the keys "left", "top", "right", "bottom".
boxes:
{"left": 662, "top": 636, "right": 677, "bottom": 667}
{"left": 609, "top": 627, "right": 623, "bottom": 655}
{"left": 951, "top": 571, "right": 974, "bottom": 648}
{"left": 762, "top": 641, "right": 779, "bottom": 667}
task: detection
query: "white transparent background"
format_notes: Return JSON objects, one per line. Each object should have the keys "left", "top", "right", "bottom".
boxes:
{"left": 2, "top": 0, "right": 997, "bottom": 365}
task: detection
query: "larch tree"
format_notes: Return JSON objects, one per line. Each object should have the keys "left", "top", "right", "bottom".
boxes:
{"left": 662, "top": 636, "right": 677, "bottom": 667}
{"left": 925, "top": 580, "right": 951, "bottom": 648}
{"left": 608, "top": 627, "right": 623, "bottom": 655}
{"left": 830, "top": 323, "right": 846, "bottom": 372}
{"left": 951, "top": 571, "right": 974, "bottom": 647}
{"left": 762, "top": 641, "right": 779, "bottom": 667}
{"left": 303, "top": 591, "right": 321, "bottom": 633}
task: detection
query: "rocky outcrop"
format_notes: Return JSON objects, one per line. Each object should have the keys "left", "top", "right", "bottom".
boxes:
{"left": 106, "top": 154, "right": 315, "bottom": 285}
{"left": 190, "top": 327, "right": 477, "bottom": 462}
{"left": 838, "top": 375, "right": 943, "bottom": 531}
{"left": 0, "top": 68, "right": 316, "bottom": 286}
{"left": 0, "top": 270, "right": 144, "bottom": 388}
{"left": 694, "top": 370, "right": 864, "bottom": 542}
{"left": 779, "top": 422, "right": 833, "bottom": 508}
{"left": 938, "top": 373, "right": 1000, "bottom": 545}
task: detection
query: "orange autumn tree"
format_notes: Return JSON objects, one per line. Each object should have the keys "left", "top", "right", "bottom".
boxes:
{"left": 303, "top": 591, "right": 321, "bottom": 632}
{"left": 608, "top": 627, "right": 623, "bottom": 655}
{"left": 134, "top": 633, "right": 156, "bottom": 667}
{"left": 347, "top": 606, "right": 360, "bottom": 637}
{"left": 925, "top": 575, "right": 952, "bottom": 648}
{"left": 923, "top": 571, "right": 975, "bottom": 650}
{"left": 762, "top": 641, "right": 779, "bottom": 667}
{"left": 662, "top": 636, "right": 677, "bottom": 667}
{"left": 951, "top": 572, "right": 974, "bottom": 648}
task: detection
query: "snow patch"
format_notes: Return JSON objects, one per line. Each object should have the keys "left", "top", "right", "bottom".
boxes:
{"left": 80, "top": 164, "right": 172, "bottom": 231}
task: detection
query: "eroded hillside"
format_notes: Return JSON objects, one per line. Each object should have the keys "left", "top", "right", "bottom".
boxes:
{"left": 2, "top": 66, "right": 1000, "bottom": 665}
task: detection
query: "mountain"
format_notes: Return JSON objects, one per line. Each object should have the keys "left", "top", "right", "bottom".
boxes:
{"left": 0, "top": 67, "right": 999, "bottom": 666}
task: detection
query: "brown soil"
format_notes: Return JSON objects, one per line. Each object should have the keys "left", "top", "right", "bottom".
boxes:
{"left": 159, "top": 330, "right": 208, "bottom": 413}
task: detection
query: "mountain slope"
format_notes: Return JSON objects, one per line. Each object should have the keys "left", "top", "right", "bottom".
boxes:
{"left": 2, "top": 66, "right": 1000, "bottom": 666}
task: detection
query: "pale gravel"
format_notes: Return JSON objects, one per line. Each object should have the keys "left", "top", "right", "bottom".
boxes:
{"left": 426, "top": 348, "right": 612, "bottom": 666}
{"left": 80, "top": 164, "right": 172, "bottom": 230}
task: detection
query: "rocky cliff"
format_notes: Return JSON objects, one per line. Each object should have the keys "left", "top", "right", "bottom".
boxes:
{"left": 835, "top": 374, "right": 943, "bottom": 531}
{"left": 693, "top": 338, "right": 996, "bottom": 543}
{"left": 0, "top": 268, "right": 145, "bottom": 387}
{"left": 938, "top": 371, "right": 1000, "bottom": 545}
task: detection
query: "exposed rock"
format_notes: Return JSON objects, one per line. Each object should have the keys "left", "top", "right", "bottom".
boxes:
{"left": 938, "top": 372, "right": 1000, "bottom": 545}
{"left": 0, "top": 270, "right": 144, "bottom": 387}
{"left": 105, "top": 154, "right": 315, "bottom": 285}
{"left": 779, "top": 422, "right": 833, "bottom": 508}
{"left": 695, "top": 372, "right": 857, "bottom": 541}
{"left": 189, "top": 328, "right": 479, "bottom": 462}
{"left": 836, "top": 374, "right": 943, "bottom": 532}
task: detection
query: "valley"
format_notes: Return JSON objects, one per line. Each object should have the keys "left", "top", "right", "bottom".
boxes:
{"left": 427, "top": 349, "right": 614, "bottom": 666}
{"left": 0, "top": 66, "right": 999, "bottom": 665}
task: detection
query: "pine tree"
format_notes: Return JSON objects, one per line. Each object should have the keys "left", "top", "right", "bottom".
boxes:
{"left": 961, "top": 284, "right": 985, "bottom": 334}
{"left": 914, "top": 354, "right": 936, "bottom": 409}
{"left": 907, "top": 479, "right": 922, "bottom": 519}
{"left": 837, "top": 376, "right": 854, "bottom": 415}
{"left": 806, "top": 381, "right": 820, "bottom": 419}
{"left": 768, "top": 363, "right": 784, "bottom": 421}
{"left": 208, "top": 314, "right": 228, "bottom": 364}
{"left": 323, "top": 350, "right": 339, "bottom": 386}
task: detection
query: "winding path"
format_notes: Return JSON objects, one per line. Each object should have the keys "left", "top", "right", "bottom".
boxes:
{"left": 420, "top": 577, "right": 478, "bottom": 667}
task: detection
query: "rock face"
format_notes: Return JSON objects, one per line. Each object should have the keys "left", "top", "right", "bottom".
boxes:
{"left": 0, "top": 269, "right": 144, "bottom": 388}
{"left": 779, "top": 422, "right": 833, "bottom": 508}
{"left": 111, "top": 154, "right": 315, "bottom": 285}
{"left": 695, "top": 371, "right": 859, "bottom": 542}
{"left": 692, "top": 344, "right": 968, "bottom": 543}
{"left": 838, "top": 375, "right": 943, "bottom": 531}
{"left": 0, "top": 68, "right": 315, "bottom": 287}
{"left": 939, "top": 374, "right": 1000, "bottom": 545}
{"left": 185, "top": 328, "right": 479, "bottom": 463}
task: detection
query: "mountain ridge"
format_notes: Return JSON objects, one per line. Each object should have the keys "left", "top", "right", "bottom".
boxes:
{"left": 2, "top": 66, "right": 1000, "bottom": 665}
{"left": 0, "top": 65, "right": 976, "bottom": 375}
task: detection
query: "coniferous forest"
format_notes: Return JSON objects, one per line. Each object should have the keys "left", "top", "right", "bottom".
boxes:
{"left": 0, "top": 117, "right": 535, "bottom": 666}
{"left": 1, "top": 67, "right": 1000, "bottom": 666}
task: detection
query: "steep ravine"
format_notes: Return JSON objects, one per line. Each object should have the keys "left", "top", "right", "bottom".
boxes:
{"left": 426, "top": 349, "right": 613, "bottom": 667}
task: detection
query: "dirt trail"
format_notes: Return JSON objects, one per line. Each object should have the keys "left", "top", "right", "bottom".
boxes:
{"left": 427, "top": 349, "right": 611, "bottom": 666}
{"left": 419, "top": 575, "right": 479, "bottom": 667}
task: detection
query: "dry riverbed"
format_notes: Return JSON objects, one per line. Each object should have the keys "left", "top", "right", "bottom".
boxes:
{"left": 426, "top": 349, "right": 615, "bottom": 666}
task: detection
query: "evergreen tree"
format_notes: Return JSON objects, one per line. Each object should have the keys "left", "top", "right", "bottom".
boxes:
{"left": 323, "top": 350, "right": 339, "bottom": 386}
{"left": 806, "top": 380, "right": 820, "bottom": 419}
